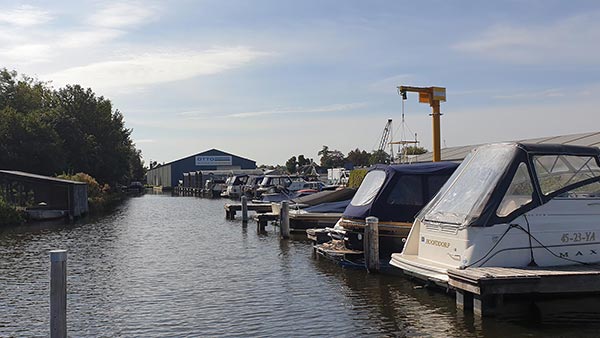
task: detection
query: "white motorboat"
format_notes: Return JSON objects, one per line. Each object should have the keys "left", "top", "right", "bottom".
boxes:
{"left": 390, "top": 142, "right": 600, "bottom": 286}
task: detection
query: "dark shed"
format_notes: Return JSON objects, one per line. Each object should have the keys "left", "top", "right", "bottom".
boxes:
{"left": 0, "top": 170, "right": 88, "bottom": 219}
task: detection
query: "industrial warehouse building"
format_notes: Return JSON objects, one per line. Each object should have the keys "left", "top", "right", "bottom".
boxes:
{"left": 146, "top": 149, "right": 257, "bottom": 188}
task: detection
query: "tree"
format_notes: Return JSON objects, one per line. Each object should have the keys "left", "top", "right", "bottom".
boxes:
{"left": 285, "top": 156, "right": 297, "bottom": 173}
{"left": 0, "top": 69, "right": 144, "bottom": 187}
{"left": 345, "top": 148, "right": 370, "bottom": 167}
{"left": 50, "top": 85, "right": 143, "bottom": 185}
{"left": 0, "top": 107, "right": 65, "bottom": 175}
{"left": 404, "top": 145, "right": 428, "bottom": 155}
{"left": 369, "top": 149, "right": 391, "bottom": 165}
{"left": 297, "top": 155, "right": 310, "bottom": 166}
{"left": 318, "top": 145, "right": 345, "bottom": 168}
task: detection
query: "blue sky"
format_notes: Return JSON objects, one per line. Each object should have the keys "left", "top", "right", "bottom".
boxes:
{"left": 2, "top": 1, "right": 600, "bottom": 165}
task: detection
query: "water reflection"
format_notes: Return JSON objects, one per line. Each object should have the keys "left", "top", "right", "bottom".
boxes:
{"left": 2, "top": 194, "right": 600, "bottom": 337}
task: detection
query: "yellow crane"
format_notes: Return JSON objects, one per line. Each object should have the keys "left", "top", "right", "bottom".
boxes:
{"left": 397, "top": 86, "right": 446, "bottom": 162}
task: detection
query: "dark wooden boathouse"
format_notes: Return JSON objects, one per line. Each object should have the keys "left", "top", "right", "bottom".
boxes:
{"left": 0, "top": 170, "right": 88, "bottom": 219}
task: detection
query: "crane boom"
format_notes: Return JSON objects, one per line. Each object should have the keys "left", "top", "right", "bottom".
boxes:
{"left": 397, "top": 86, "right": 446, "bottom": 162}
{"left": 378, "top": 119, "right": 394, "bottom": 161}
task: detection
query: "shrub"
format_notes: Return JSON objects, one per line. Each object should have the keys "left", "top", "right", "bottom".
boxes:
{"left": 348, "top": 169, "right": 368, "bottom": 189}
{"left": 0, "top": 197, "right": 24, "bottom": 227}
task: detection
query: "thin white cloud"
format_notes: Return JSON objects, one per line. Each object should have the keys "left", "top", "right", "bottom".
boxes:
{"left": 369, "top": 74, "right": 415, "bottom": 93}
{"left": 134, "top": 139, "right": 156, "bottom": 144}
{"left": 454, "top": 12, "right": 600, "bottom": 64}
{"left": 45, "top": 47, "right": 268, "bottom": 90}
{"left": 493, "top": 88, "right": 564, "bottom": 100}
{"left": 227, "top": 103, "right": 368, "bottom": 118}
{"left": 0, "top": 5, "right": 52, "bottom": 27}
{"left": 0, "top": 43, "right": 54, "bottom": 64}
{"left": 89, "top": 2, "right": 159, "bottom": 28}
{"left": 58, "top": 29, "right": 124, "bottom": 49}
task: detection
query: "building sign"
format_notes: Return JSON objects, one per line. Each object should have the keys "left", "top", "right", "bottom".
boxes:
{"left": 195, "top": 155, "right": 232, "bottom": 166}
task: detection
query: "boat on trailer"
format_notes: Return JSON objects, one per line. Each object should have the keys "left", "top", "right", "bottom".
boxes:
{"left": 390, "top": 142, "right": 600, "bottom": 286}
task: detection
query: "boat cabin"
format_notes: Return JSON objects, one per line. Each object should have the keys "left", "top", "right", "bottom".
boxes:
{"left": 391, "top": 142, "right": 600, "bottom": 284}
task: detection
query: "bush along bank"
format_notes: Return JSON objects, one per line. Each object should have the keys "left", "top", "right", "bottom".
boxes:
{"left": 0, "top": 196, "right": 25, "bottom": 227}
{"left": 57, "top": 172, "right": 126, "bottom": 213}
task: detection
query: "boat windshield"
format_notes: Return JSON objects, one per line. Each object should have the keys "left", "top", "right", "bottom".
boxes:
{"left": 350, "top": 170, "right": 386, "bottom": 206}
{"left": 421, "top": 144, "right": 517, "bottom": 226}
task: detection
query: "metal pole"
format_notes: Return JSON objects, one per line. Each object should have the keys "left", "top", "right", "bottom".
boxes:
{"left": 241, "top": 195, "right": 248, "bottom": 224}
{"left": 364, "top": 217, "right": 380, "bottom": 272}
{"left": 280, "top": 201, "right": 290, "bottom": 239}
{"left": 50, "top": 250, "right": 67, "bottom": 338}
{"left": 431, "top": 100, "right": 441, "bottom": 162}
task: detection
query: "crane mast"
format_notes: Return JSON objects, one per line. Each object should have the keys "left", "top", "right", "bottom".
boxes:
{"left": 397, "top": 86, "right": 446, "bottom": 162}
{"left": 378, "top": 119, "right": 394, "bottom": 161}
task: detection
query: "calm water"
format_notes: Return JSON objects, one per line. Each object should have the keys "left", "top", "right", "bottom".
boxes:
{"left": 2, "top": 194, "right": 600, "bottom": 337}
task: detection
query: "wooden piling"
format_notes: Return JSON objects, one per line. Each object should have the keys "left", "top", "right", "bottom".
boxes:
{"left": 280, "top": 201, "right": 290, "bottom": 239}
{"left": 364, "top": 216, "right": 380, "bottom": 273}
{"left": 241, "top": 196, "right": 248, "bottom": 224}
{"left": 50, "top": 250, "right": 67, "bottom": 338}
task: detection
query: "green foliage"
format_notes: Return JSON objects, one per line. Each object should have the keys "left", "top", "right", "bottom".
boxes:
{"left": 345, "top": 148, "right": 370, "bottom": 167}
{"left": 297, "top": 155, "right": 311, "bottom": 166}
{"left": 57, "top": 172, "right": 118, "bottom": 212}
{"left": 0, "top": 196, "right": 24, "bottom": 227}
{"left": 369, "top": 149, "right": 391, "bottom": 165}
{"left": 0, "top": 69, "right": 144, "bottom": 187}
{"left": 285, "top": 156, "right": 297, "bottom": 173}
{"left": 403, "top": 145, "right": 428, "bottom": 155}
{"left": 318, "top": 145, "right": 345, "bottom": 168}
{"left": 347, "top": 169, "right": 368, "bottom": 188}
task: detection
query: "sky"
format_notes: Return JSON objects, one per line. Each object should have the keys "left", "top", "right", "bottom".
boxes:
{"left": 2, "top": 0, "right": 600, "bottom": 166}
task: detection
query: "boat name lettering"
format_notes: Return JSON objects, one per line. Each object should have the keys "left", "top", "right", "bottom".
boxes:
{"left": 424, "top": 238, "right": 450, "bottom": 248}
{"left": 560, "top": 231, "right": 596, "bottom": 243}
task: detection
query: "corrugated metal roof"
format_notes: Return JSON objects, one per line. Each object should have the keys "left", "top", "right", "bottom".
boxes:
{"left": 0, "top": 170, "right": 87, "bottom": 185}
{"left": 413, "top": 131, "right": 600, "bottom": 163}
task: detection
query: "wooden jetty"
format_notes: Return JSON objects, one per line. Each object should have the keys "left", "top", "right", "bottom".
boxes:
{"left": 253, "top": 211, "right": 342, "bottom": 232}
{"left": 224, "top": 203, "right": 273, "bottom": 220}
{"left": 448, "top": 264, "right": 600, "bottom": 317}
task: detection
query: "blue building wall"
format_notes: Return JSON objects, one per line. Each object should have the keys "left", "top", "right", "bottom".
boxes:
{"left": 168, "top": 149, "right": 256, "bottom": 187}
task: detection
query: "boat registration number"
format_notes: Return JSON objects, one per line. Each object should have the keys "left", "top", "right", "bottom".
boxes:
{"left": 560, "top": 232, "right": 596, "bottom": 243}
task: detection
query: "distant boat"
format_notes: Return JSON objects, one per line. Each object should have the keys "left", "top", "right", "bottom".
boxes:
{"left": 390, "top": 143, "right": 600, "bottom": 286}
{"left": 309, "top": 162, "right": 458, "bottom": 267}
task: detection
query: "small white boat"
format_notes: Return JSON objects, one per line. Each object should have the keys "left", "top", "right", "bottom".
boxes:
{"left": 390, "top": 142, "right": 600, "bottom": 286}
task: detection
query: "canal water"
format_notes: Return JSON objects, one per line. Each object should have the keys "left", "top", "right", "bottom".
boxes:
{"left": 2, "top": 193, "right": 600, "bottom": 337}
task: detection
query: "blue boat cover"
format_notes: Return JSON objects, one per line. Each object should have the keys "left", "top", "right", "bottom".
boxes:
{"left": 305, "top": 199, "right": 351, "bottom": 213}
{"left": 342, "top": 162, "right": 459, "bottom": 222}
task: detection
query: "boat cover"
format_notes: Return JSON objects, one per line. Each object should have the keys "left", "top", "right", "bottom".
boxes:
{"left": 305, "top": 199, "right": 352, "bottom": 213}
{"left": 343, "top": 162, "right": 459, "bottom": 222}
{"left": 291, "top": 188, "right": 356, "bottom": 206}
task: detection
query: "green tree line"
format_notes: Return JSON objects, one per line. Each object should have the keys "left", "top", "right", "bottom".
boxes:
{"left": 284, "top": 145, "right": 428, "bottom": 173}
{"left": 0, "top": 69, "right": 144, "bottom": 186}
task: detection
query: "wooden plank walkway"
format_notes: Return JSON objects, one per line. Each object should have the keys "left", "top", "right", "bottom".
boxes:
{"left": 224, "top": 203, "right": 273, "bottom": 220}
{"left": 289, "top": 212, "right": 342, "bottom": 230}
{"left": 252, "top": 212, "right": 342, "bottom": 232}
{"left": 447, "top": 264, "right": 600, "bottom": 317}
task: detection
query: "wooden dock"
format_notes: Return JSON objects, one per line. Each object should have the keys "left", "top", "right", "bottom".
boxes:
{"left": 224, "top": 203, "right": 273, "bottom": 220}
{"left": 289, "top": 212, "right": 342, "bottom": 230}
{"left": 253, "top": 212, "right": 342, "bottom": 232}
{"left": 448, "top": 264, "right": 600, "bottom": 317}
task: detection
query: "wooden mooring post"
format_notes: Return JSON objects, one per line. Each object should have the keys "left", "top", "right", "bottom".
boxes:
{"left": 280, "top": 201, "right": 290, "bottom": 239}
{"left": 50, "top": 250, "right": 67, "bottom": 338}
{"left": 364, "top": 216, "right": 380, "bottom": 273}
{"left": 241, "top": 196, "right": 248, "bottom": 224}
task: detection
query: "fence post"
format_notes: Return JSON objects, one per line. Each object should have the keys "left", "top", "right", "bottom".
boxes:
{"left": 241, "top": 195, "right": 248, "bottom": 224}
{"left": 364, "top": 217, "right": 380, "bottom": 273}
{"left": 50, "top": 250, "right": 67, "bottom": 338}
{"left": 280, "top": 201, "right": 290, "bottom": 239}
